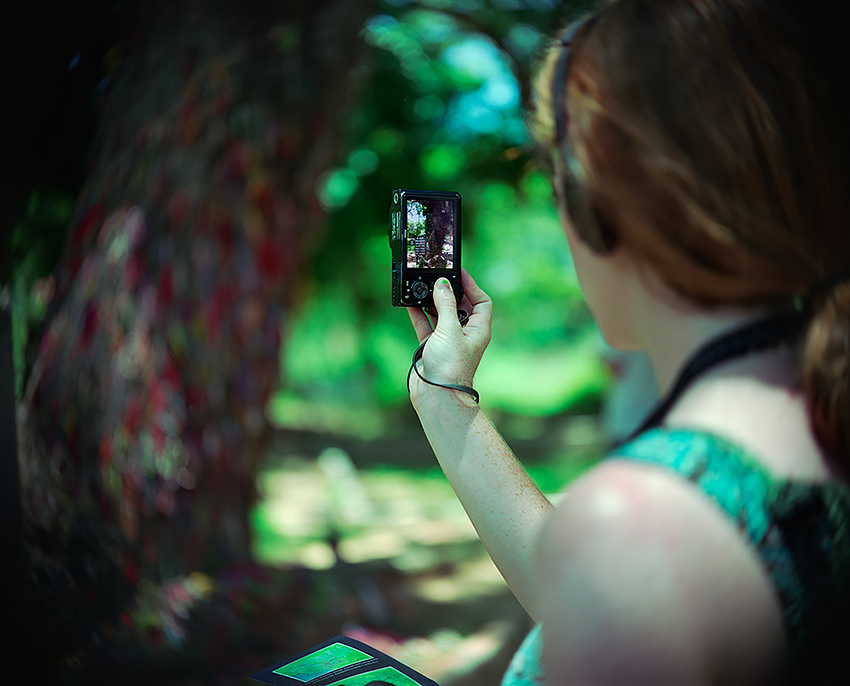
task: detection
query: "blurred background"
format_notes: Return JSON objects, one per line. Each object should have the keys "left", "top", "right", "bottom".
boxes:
{"left": 0, "top": 0, "right": 655, "bottom": 683}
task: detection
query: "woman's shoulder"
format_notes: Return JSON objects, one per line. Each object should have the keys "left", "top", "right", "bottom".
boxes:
{"left": 536, "top": 455, "right": 786, "bottom": 684}
{"left": 661, "top": 357, "right": 837, "bottom": 482}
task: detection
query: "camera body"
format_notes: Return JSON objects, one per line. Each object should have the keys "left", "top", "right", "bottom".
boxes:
{"left": 388, "top": 189, "right": 463, "bottom": 309}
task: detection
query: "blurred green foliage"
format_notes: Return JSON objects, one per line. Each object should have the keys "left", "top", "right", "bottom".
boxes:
{"left": 5, "top": 0, "right": 608, "bottom": 424}
{"left": 4, "top": 191, "right": 73, "bottom": 396}
{"left": 252, "top": 444, "right": 601, "bottom": 568}
{"left": 274, "top": 0, "right": 608, "bottom": 434}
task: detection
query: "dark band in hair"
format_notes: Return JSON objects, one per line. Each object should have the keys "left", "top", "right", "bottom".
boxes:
{"left": 553, "top": 16, "right": 600, "bottom": 146}
{"left": 551, "top": 12, "right": 617, "bottom": 254}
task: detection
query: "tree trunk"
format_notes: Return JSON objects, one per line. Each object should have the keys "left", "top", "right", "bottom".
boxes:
{"left": 15, "top": 0, "right": 374, "bottom": 678}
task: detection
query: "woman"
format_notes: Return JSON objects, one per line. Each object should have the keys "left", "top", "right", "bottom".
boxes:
{"left": 407, "top": 0, "right": 850, "bottom": 683}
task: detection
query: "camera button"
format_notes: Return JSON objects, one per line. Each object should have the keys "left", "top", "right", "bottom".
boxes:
{"left": 411, "top": 280, "right": 430, "bottom": 300}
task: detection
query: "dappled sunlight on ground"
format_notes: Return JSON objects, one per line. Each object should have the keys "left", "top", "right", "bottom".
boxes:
{"left": 253, "top": 454, "right": 484, "bottom": 573}
{"left": 250, "top": 415, "right": 608, "bottom": 683}
{"left": 252, "top": 450, "right": 528, "bottom": 683}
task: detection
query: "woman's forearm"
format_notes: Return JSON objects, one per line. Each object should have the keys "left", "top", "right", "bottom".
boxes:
{"left": 405, "top": 273, "right": 550, "bottom": 615}
{"left": 415, "top": 390, "right": 553, "bottom": 619}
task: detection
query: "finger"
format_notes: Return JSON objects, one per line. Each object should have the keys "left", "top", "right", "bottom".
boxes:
{"left": 461, "top": 268, "right": 491, "bottom": 309}
{"left": 460, "top": 269, "right": 493, "bottom": 328}
{"left": 408, "top": 306, "right": 435, "bottom": 343}
{"left": 432, "top": 277, "right": 463, "bottom": 337}
{"left": 457, "top": 293, "right": 474, "bottom": 317}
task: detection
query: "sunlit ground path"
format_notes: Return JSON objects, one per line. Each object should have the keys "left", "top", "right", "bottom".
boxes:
{"left": 252, "top": 413, "right": 606, "bottom": 684}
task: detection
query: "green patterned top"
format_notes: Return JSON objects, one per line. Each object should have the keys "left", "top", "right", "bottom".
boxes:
{"left": 501, "top": 428, "right": 850, "bottom": 685}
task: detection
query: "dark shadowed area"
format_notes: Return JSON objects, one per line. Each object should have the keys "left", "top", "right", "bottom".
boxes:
{"left": 0, "top": 1, "right": 631, "bottom": 683}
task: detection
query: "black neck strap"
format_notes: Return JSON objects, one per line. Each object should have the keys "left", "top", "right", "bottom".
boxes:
{"left": 618, "top": 310, "right": 806, "bottom": 447}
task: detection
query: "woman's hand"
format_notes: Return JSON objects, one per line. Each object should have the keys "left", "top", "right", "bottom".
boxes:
{"left": 407, "top": 268, "right": 493, "bottom": 410}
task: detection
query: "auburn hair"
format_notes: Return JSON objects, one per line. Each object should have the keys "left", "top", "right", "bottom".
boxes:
{"left": 531, "top": 0, "right": 850, "bottom": 460}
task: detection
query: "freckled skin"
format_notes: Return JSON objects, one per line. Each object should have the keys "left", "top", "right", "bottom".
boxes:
{"left": 408, "top": 266, "right": 811, "bottom": 683}
{"left": 409, "top": 278, "right": 552, "bottom": 616}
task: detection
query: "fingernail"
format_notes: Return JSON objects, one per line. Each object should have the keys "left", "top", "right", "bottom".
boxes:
{"left": 438, "top": 278, "right": 451, "bottom": 292}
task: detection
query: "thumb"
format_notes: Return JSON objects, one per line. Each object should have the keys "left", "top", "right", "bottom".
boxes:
{"left": 432, "top": 278, "right": 462, "bottom": 335}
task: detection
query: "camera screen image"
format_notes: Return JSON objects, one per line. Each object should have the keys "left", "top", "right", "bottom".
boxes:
{"left": 405, "top": 198, "right": 455, "bottom": 270}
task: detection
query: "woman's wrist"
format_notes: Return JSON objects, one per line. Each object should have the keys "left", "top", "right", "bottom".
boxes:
{"left": 411, "top": 381, "right": 480, "bottom": 419}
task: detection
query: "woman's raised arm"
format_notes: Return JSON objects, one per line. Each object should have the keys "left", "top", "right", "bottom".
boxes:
{"left": 408, "top": 270, "right": 553, "bottom": 618}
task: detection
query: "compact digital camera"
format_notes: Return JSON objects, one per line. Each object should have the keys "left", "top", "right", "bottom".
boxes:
{"left": 388, "top": 189, "right": 463, "bottom": 309}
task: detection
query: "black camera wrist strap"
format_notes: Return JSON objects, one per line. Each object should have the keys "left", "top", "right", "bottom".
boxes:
{"left": 408, "top": 341, "right": 480, "bottom": 403}
{"left": 407, "top": 309, "right": 480, "bottom": 404}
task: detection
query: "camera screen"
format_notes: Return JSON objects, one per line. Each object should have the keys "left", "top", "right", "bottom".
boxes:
{"left": 405, "top": 197, "right": 455, "bottom": 270}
